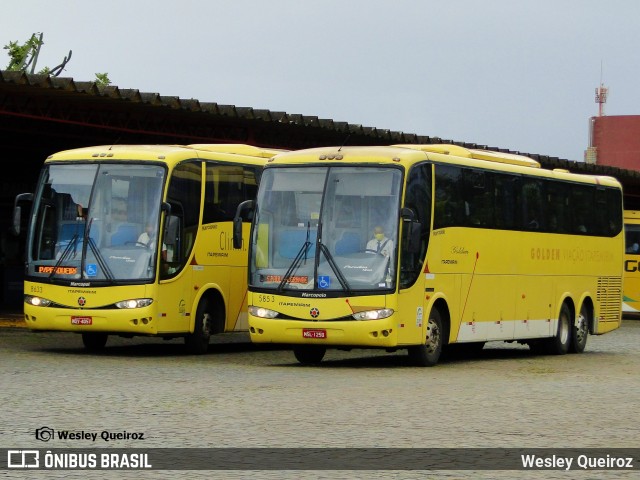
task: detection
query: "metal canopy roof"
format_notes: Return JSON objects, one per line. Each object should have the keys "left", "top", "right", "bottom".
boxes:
{"left": 3, "top": 69, "right": 640, "bottom": 207}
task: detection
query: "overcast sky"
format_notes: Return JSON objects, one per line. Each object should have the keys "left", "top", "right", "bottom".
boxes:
{"left": 3, "top": 0, "right": 640, "bottom": 162}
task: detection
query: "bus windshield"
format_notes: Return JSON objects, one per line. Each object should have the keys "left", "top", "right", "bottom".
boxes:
{"left": 249, "top": 166, "right": 403, "bottom": 292}
{"left": 28, "top": 163, "right": 166, "bottom": 283}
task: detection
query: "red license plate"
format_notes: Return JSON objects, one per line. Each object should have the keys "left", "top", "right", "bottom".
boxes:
{"left": 302, "top": 328, "right": 326, "bottom": 339}
{"left": 71, "top": 316, "right": 92, "bottom": 325}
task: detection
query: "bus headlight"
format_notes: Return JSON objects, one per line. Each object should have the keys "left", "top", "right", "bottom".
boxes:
{"left": 248, "top": 306, "right": 279, "bottom": 318}
{"left": 25, "top": 295, "right": 52, "bottom": 307}
{"left": 351, "top": 308, "right": 394, "bottom": 321}
{"left": 115, "top": 298, "right": 153, "bottom": 309}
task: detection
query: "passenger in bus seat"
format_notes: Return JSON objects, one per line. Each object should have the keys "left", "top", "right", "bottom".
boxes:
{"left": 138, "top": 223, "right": 168, "bottom": 261}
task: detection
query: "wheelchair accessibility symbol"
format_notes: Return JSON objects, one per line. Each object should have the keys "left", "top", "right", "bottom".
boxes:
{"left": 318, "top": 276, "right": 330, "bottom": 289}
{"left": 85, "top": 264, "right": 97, "bottom": 277}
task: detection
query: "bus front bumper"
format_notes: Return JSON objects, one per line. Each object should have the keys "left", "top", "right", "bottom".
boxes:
{"left": 23, "top": 304, "right": 160, "bottom": 335}
{"left": 248, "top": 315, "right": 398, "bottom": 347}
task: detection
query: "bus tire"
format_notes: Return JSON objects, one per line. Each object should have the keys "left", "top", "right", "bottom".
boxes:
{"left": 184, "top": 297, "right": 212, "bottom": 355}
{"left": 407, "top": 307, "right": 443, "bottom": 367}
{"left": 82, "top": 332, "right": 108, "bottom": 351}
{"left": 293, "top": 346, "right": 326, "bottom": 365}
{"left": 544, "top": 303, "right": 572, "bottom": 355}
{"left": 569, "top": 303, "right": 589, "bottom": 354}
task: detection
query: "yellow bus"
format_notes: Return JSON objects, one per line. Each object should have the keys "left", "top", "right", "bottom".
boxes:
{"left": 13, "top": 143, "right": 284, "bottom": 353}
{"left": 234, "top": 144, "right": 623, "bottom": 366}
{"left": 623, "top": 210, "right": 640, "bottom": 316}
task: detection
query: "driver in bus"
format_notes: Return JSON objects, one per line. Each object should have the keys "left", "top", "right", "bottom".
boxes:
{"left": 366, "top": 226, "right": 393, "bottom": 257}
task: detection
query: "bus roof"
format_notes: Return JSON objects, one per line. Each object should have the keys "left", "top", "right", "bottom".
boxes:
{"left": 187, "top": 144, "right": 287, "bottom": 158}
{"left": 392, "top": 144, "right": 542, "bottom": 168}
{"left": 266, "top": 144, "right": 622, "bottom": 189}
{"left": 45, "top": 144, "right": 284, "bottom": 165}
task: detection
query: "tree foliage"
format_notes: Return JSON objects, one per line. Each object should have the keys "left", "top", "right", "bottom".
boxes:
{"left": 3, "top": 32, "right": 110, "bottom": 85}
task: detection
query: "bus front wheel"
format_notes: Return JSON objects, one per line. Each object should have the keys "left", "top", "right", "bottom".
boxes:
{"left": 293, "top": 346, "right": 326, "bottom": 365}
{"left": 82, "top": 333, "right": 108, "bottom": 351}
{"left": 184, "top": 298, "right": 212, "bottom": 355}
{"left": 408, "top": 307, "right": 443, "bottom": 367}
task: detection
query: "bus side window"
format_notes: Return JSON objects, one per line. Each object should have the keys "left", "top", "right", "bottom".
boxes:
{"left": 626, "top": 227, "right": 640, "bottom": 253}
{"left": 521, "top": 180, "right": 543, "bottom": 231}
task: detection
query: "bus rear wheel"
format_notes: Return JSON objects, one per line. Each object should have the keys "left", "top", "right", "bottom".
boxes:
{"left": 570, "top": 303, "right": 589, "bottom": 353}
{"left": 293, "top": 346, "right": 326, "bottom": 365}
{"left": 184, "top": 298, "right": 212, "bottom": 355}
{"left": 408, "top": 307, "right": 443, "bottom": 367}
{"left": 82, "top": 333, "right": 108, "bottom": 351}
{"left": 531, "top": 303, "right": 571, "bottom": 355}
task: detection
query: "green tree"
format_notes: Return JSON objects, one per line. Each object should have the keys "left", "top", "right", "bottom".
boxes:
{"left": 94, "top": 72, "right": 111, "bottom": 86}
{"left": 3, "top": 32, "right": 109, "bottom": 85}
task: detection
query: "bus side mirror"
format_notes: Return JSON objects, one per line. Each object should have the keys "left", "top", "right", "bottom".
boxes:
{"left": 12, "top": 193, "right": 33, "bottom": 236}
{"left": 233, "top": 200, "right": 254, "bottom": 249}
{"left": 12, "top": 206, "right": 21, "bottom": 236}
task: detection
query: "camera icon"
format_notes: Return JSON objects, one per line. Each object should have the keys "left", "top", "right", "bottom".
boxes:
{"left": 35, "top": 427, "right": 54, "bottom": 442}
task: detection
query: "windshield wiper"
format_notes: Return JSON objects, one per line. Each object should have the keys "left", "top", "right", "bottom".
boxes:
{"left": 318, "top": 243, "right": 352, "bottom": 294}
{"left": 48, "top": 234, "right": 81, "bottom": 280}
{"left": 277, "top": 222, "right": 312, "bottom": 292}
{"left": 82, "top": 217, "right": 114, "bottom": 282}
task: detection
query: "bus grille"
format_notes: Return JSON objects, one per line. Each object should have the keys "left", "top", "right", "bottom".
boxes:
{"left": 597, "top": 276, "right": 622, "bottom": 322}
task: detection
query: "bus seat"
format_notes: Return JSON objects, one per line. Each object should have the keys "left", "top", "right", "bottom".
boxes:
{"left": 278, "top": 228, "right": 316, "bottom": 259}
{"left": 59, "top": 222, "right": 84, "bottom": 243}
{"left": 56, "top": 221, "right": 103, "bottom": 256}
{"left": 111, "top": 223, "right": 140, "bottom": 246}
{"left": 56, "top": 222, "right": 84, "bottom": 257}
{"left": 335, "top": 231, "right": 361, "bottom": 255}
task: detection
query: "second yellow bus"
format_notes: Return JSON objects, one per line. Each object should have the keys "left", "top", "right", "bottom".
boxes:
{"left": 236, "top": 144, "right": 624, "bottom": 366}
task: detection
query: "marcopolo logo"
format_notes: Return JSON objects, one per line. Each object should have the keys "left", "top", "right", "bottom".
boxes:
{"left": 34, "top": 426, "right": 145, "bottom": 442}
{"left": 35, "top": 427, "right": 54, "bottom": 442}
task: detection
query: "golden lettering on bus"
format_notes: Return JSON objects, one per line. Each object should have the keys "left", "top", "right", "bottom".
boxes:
{"left": 530, "top": 247, "right": 560, "bottom": 260}
{"left": 561, "top": 248, "right": 614, "bottom": 262}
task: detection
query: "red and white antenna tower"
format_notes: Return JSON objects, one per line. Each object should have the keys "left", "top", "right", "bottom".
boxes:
{"left": 595, "top": 63, "right": 608, "bottom": 116}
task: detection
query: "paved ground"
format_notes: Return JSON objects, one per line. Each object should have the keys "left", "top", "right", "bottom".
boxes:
{"left": 1, "top": 314, "right": 638, "bottom": 479}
